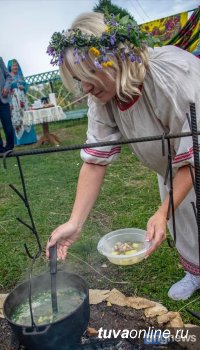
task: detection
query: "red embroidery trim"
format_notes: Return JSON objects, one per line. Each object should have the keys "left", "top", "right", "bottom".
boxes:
{"left": 173, "top": 145, "right": 200, "bottom": 164}
{"left": 83, "top": 146, "right": 121, "bottom": 159}
{"left": 115, "top": 95, "right": 140, "bottom": 111}
{"left": 179, "top": 254, "right": 200, "bottom": 275}
{"left": 115, "top": 85, "right": 143, "bottom": 111}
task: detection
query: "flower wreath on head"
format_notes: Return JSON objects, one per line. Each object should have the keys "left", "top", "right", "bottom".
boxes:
{"left": 47, "top": 13, "right": 160, "bottom": 68}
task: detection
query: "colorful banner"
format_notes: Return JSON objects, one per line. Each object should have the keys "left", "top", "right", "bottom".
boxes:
{"left": 166, "top": 7, "right": 200, "bottom": 53}
{"left": 139, "top": 7, "right": 200, "bottom": 53}
{"left": 140, "top": 12, "right": 188, "bottom": 45}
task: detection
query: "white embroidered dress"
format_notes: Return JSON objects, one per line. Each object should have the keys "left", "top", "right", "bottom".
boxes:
{"left": 80, "top": 45, "right": 200, "bottom": 273}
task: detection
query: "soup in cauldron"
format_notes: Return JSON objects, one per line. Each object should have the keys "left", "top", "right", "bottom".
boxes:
{"left": 11, "top": 287, "right": 86, "bottom": 326}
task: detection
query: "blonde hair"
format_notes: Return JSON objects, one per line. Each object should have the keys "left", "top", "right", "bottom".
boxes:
{"left": 60, "top": 12, "right": 149, "bottom": 102}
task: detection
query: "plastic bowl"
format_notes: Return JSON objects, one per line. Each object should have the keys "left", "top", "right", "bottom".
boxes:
{"left": 97, "top": 228, "right": 151, "bottom": 266}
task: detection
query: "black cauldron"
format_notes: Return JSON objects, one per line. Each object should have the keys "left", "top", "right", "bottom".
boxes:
{"left": 3, "top": 271, "right": 89, "bottom": 350}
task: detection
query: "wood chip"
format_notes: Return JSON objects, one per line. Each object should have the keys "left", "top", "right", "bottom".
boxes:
{"left": 126, "top": 297, "right": 156, "bottom": 309}
{"left": 101, "top": 263, "right": 107, "bottom": 268}
{"left": 86, "top": 327, "right": 99, "bottom": 336}
{"left": 0, "top": 294, "right": 7, "bottom": 309}
{"left": 0, "top": 294, "right": 7, "bottom": 318}
{"left": 89, "top": 289, "right": 110, "bottom": 305}
{"left": 144, "top": 302, "right": 168, "bottom": 318}
{"left": 0, "top": 310, "right": 4, "bottom": 318}
{"left": 106, "top": 288, "right": 126, "bottom": 307}
{"left": 157, "top": 311, "right": 180, "bottom": 325}
{"left": 184, "top": 323, "right": 200, "bottom": 328}
{"left": 167, "top": 311, "right": 181, "bottom": 320}
{"left": 169, "top": 314, "right": 184, "bottom": 328}
{"left": 157, "top": 313, "right": 171, "bottom": 325}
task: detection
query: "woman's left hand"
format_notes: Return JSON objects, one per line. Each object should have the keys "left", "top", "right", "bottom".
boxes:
{"left": 145, "top": 210, "right": 167, "bottom": 256}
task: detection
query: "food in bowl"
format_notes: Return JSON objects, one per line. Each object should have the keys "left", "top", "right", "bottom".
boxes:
{"left": 112, "top": 241, "right": 142, "bottom": 255}
{"left": 97, "top": 228, "right": 151, "bottom": 265}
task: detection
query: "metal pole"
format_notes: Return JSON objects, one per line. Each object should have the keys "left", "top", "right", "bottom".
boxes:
{"left": 190, "top": 102, "right": 200, "bottom": 269}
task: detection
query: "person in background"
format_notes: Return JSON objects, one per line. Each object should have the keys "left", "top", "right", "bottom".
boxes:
{"left": 46, "top": 12, "right": 200, "bottom": 301}
{"left": 0, "top": 56, "right": 14, "bottom": 153}
{"left": 7, "top": 59, "right": 37, "bottom": 145}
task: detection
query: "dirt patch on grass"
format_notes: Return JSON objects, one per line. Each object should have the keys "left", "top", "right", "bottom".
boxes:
{"left": 52, "top": 128, "right": 74, "bottom": 141}
{"left": 90, "top": 210, "right": 113, "bottom": 231}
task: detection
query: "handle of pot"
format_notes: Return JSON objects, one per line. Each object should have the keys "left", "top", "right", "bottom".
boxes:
{"left": 22, "top": 325, "right": 50, "bottom": 335}
{"left": 49, "top": 243, "right": 57, "bottom": 274}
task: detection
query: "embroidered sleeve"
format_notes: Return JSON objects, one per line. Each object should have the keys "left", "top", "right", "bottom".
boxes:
{"left": 81, "top": 97, "right": 122, "bottom": 165}
{"left": 172, "top": 118, "right": 200, "bottom": 168}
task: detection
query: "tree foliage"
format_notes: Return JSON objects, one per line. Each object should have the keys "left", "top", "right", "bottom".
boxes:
{"left": 93, "top": 0, "right": 134, "bottom": 20}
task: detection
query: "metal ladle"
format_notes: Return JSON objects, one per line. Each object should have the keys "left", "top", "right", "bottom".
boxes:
{"left": 49, "top": 244, "right": 58, "bottom": 314}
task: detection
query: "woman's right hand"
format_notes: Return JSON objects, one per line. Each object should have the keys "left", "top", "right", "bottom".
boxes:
{"left": 46, "top": 163, "right": 107, "bottom": 260}
{"left": 46, "top": 221, "right": 81, "bottom": 260}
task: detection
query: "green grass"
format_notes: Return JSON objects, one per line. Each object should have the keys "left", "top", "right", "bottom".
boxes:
{"left": 0, "top": 118, "right": 200, "bottom": 325}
